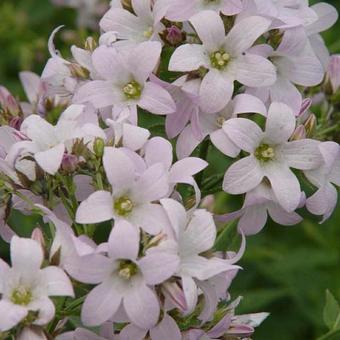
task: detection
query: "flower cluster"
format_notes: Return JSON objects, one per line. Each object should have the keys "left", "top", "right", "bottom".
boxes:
{"left": 0, "top": 0, "right": 339, "bottom": 339}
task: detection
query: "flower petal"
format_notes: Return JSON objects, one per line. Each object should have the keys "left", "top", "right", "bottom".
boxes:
{"left": 224, "top": 16, "right": 271, "bottom": 56}
{"left": 139, "top": 252, "right": 179, "bottom": 285}
{"left": 139, "top": 82, "right": 176, "bottom": 115}
{"left": 199, "top": 70, "right": 234, "bottom": 114}
{"left": 0, "top": 300, "right": 27, "bottom": 331}
{"left": 265, "top": 164, "right": 301, "bottom": 212}
{"left": 76, "top": 191, "right": 114, "bottom": 224}
{"left": 35, "top": 143, "right": 65, "bottom": 175}
{"left": 223, "top": 118, "right": 263, "bottom": 152}
{"left": 264, "top": 102, "right": 296, "bottom": 144}
{"left": 81, "top": 280, "right": 122, "bottom": 326}
{"left": 103, "top": 147, "right": 135, "bottom": 191}
{"left": 190, "top": 10, "right": 226, "bottom": 52}
{"left": 124, "top": 284, "right": 160, "bottom": 329}
{"left": 108, "top": 220, "right": 139, "bottom": 260}
{"left": 169, "top": 44, "right": 209, "bottom": 72}
{"left": 223, "top": 156, "right": 264, "bottom": 194}
{"left": 41, "top": 266, "right": 74, "bottom": 297}
{"left": 11, "top": 236, "right": 43, "bottom": 271}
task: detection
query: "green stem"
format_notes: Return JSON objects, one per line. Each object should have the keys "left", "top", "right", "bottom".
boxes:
{"left": 318, "top": 329, "right": 340, "bottom": 340}
{"left": 316, "top": 123, "right": 340, "bottom": 138}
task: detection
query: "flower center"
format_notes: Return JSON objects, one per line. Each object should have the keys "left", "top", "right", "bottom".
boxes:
{"left": 11, "top": 286, "right": 32, "bottom": 306}
{"left": 143, "top": 26, "right": 154, "bottom": 38}
{"left": 255, "top": 144, "right": 275, "bottom": 162}
{"left": 210, "top": 50, "right": 230, "bottom": 70}
{"left": 122, "top": 81, "right": 142, "bottom": 100}
{"left": 114, "top": 196, "right": 134, "bottom": 216}
{"left": 216, "top": 115, "right": 225, "bottom": 127}
{"left": 118, "top": 260, "right": 138, "bottom": 280}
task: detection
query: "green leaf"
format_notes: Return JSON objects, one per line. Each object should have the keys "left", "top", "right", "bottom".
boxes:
{"left": 214, "top": 220, "right": 238, "bottom": 251}
{"left": 323, "top": 290, "right": 340, "bottom": 330}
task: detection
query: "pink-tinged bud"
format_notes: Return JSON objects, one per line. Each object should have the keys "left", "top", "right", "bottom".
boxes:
{"left": 31, "top": 227, "right": 46, "bottom": 255}
{"left": 0, "top": 86, "right": 11, "bottom": 104}
{"left": 6, "top": 95, "right": 21, "bottom": 116}
{"left": 304, "top": 113, "right": 317, "bottom": 137}
{"left": 166, "top": 26, "right": 184, "bottom": 46}
{"left": 147, "top": 232, "right": 167, "bottom": 249}
{"left": 290, "top": 125, "right": 306, "bottom": 141}
{"left": 326, "top": 55, "right": 340, "bottom": 94}
{"left": 85, "top": 36, "right": 97, "bottom": 51}
{"left": 298, "top": 98, "right": 312, "bottom": 118}
{"left": 61, "top": 153, "right": 78, "bottom": 173}
{"left": 162, "top": 281, "right": 188, "bottom": 312}
{"left": 9, "top": 116, "right": 23, "bottom": 130}
{"left": 200, "top": 195, "right": 215, "bottom": 212}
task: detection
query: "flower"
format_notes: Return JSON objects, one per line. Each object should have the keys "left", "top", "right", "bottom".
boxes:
{"left": 74, "top": 42, "right": 176, "bottom": 115}
{"left": 76, "top": 147, "right": 170, "bottom": 235}
{"left": 305, "top": 142, "right": 340, "bottom": 222}
{"left": 8, "top": 104, "right": 104, "bottom": 175}
{"left": 217, "top": 182, "right": 304, "bottom": 235}
{"left": 222, "top": 102, "right": 322, "bottom": 212}
{"left": 100, "top": 0, "right": 166, "bottom": 46}
{"left": 66, "top": 220, "right": 179, "bottom": 328}
{"left": 155, "top": 199, "right": 239, "bottom": 312}
{"left": 169, "top": 11, "right": 276, "bottom": 113}
{"left": 0, "top": 236, "right": 74, "bottom": 332}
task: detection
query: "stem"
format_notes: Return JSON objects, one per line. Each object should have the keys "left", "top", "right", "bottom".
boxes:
{"left": 316, "top": 123, "right": 340, "bottom": 138}
{"left": 318, "top": 329, "right": 340, "bottom": 340}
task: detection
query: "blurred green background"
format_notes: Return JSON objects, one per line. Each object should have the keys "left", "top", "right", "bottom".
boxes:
{"left": 0, "top": 0, "right": 339, "bottom": 339}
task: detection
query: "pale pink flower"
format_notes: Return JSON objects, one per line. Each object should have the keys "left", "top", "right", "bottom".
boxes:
{"left": 155, "top": 199, "right": 239, "bottom": 312}
{"left": 247, "top": 26, "right": 324, "bottom": 114}
{"left": 76, "top": 147, "right": 170, "bottom": 235}
{"left": 305, "top": 142, "right": 340, "bottom": 222}
{"left": 0, "top": 237, "right": 74, "bottom": 332}
{"left": 222, "top": 102, "right": 321, "bottom": 212}
{"left": 66, "top": 220, "right": 179, "bottom": 328}
{"left": 216, "top": 182, "right": 304, "bottom": 235}
{"left": 10, "top": 105, "right": 104, "bottom": 175}
{"left": 100, "top": 0, "right": 167, "bottom": 46}
{"left": 169, "top": 11, "right": 276, "bottom": 113}
{"left": 74, "top": 42, "right": 176, "bottom": 115}
{"left": 177, "top": 93, "right": 267, "bottom": 159}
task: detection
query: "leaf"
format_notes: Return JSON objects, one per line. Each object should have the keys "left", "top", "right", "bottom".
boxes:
{"left": 323, "top": 290, "right": 340, "bottom": 331}
{"left": 214, "top": 220, "right": 238, "bottom": 251}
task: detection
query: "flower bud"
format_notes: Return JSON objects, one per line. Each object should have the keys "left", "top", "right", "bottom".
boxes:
{"left": 84, "top": 36, "right": 97, "bottom": 52}
{"left": 61, "top": 153, "right": 79, "bottom": 173}
{"left": 165, "top": 26, "right": 184, "bottom": 46}
{"left": 304, "top": 113, "right": 317, "bottom": 137}
{"left": 290, "top": 125, "right": 306, "bottom": 141}
{"left": 9, "top": 116, "right": 23, "bottom": 130}
{"left": 325, "top": 55, "right": 340, "bottom": 94}
{"left": 68, "top": 63, "right": 90, "bottom": 79}
{"left": 162, "top": 281, "right": 187, "bottom": 312}
{"left": 31, "top": 228, "right": 46, "bottom": 256}
{"left": 93, "top": 138, "right": 105, "bottom": 158}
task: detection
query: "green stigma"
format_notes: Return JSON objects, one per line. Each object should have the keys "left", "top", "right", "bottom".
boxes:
{"left": 210, "top": 50, "right": 230, "bottom": 70}
{"left": 118, "top": 260, "right": 138, "bottom": 280}
{"left": 123, "top": 81, "right": 142, "bottom": 100}
{"left": 11, "top": 287, "right": 32, "bottom": 306}
{"left": 255, "top": 144, "right": 275, "bottom": 162}
{"left": 114, "top": 196, "right": 134, "bottom": 216}
{"left": 143, "top": 26, "right": 154, "bottom": 38}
